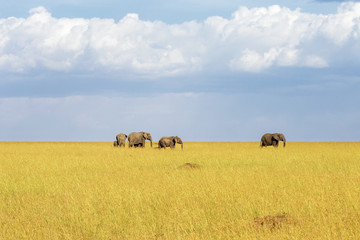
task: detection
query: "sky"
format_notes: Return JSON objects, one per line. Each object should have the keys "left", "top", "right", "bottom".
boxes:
{"left": 0, "top": 0, "right": 360, "bottom": 142}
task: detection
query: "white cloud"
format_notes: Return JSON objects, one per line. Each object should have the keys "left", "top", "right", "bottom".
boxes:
{"left": 0, "top": 3, "right": 360, "bottom": 75}
{"left": 230, "top": 48, "right": 280, "bottom": 72}
{"left": 321, "top": 2, "right": 360, "bottom": 45}
{"left": 304, "top": 55, "right": 329, "bottom": 68}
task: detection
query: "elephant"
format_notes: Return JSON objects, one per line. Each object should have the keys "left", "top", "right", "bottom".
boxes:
{"left": 261, "top": 133, "right": 286, "bottom": 147}
{"left": 128, "top": 132, "right": 153, "bottom": 148}
{"left": 115, "top": 133, "right": 127, "bottom": 147}
{"left": 158, "top": 136, "right": 183, "bottom": 149}
{"left": 113, "top": 141, "right": 118, "bottom": 147}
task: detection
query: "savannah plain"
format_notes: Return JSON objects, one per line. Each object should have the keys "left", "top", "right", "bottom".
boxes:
{"left": 1, "top": 141, "right": 360, "bottom": 239}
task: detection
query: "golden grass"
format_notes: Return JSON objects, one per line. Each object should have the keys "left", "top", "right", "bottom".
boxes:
{"left": 1, "top": 142, "right": 360, "bottom": 239}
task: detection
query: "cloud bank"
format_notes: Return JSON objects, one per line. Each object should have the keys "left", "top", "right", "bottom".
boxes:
{"left": 1, "top": 91, "right": 359, "bottom": 141}
{"left": 0, "top": 3, "right": 360, "bottom": 76}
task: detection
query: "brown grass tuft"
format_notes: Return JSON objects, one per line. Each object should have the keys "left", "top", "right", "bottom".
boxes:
{"left": 178, "top": 162, "right": 202, "bottom": 169}
{"left": 254, "top": 213, "right": 297, "bottom": 231}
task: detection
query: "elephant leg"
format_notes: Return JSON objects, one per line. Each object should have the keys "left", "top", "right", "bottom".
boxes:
{"left": 272, "top": 140, "right": 279, "bottom": 147}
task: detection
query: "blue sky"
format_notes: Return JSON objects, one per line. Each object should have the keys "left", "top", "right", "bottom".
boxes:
{"left": 0, "top": 0, "right": 360, "bottom": 141}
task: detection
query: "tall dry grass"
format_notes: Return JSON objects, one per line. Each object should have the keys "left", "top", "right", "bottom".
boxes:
{"left": 1, "top": 142, "right": 360, "bottom": 239}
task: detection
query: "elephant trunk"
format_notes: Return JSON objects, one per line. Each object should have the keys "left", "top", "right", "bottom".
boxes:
{"left": 150, "top": 138, "right": 153, "bottom": 147}
{"left": 181, "top": 142, "right": 183, "bottom": 149}
{"left": 282, "top": 136, "right": 286, "bottom": 148}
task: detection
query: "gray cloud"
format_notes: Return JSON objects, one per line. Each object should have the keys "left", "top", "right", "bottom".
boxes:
{"left": 1, "top": 87, "right": 359, "bottom": 141}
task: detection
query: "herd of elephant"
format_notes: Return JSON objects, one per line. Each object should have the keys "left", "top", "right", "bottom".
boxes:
{"left": 114, "top": 132, "right": 286, "bottom": 149}
{"left": 114, "top": 132, "right": 183, "bottom": 149}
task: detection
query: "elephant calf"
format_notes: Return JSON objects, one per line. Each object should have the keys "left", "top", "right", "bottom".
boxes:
{"left": 261, "top": 133, "right": 286, "bottom": 147}
{"left": 158, "top": 136, "right": 183, "bottom": 149}
{"left": 115, "top": 133, "right": 127, "bottom": 147}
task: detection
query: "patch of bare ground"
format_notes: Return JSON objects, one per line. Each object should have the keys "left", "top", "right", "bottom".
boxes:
{"left": 178, "top": 163, "right": 201, "bottom": 169}
{"left": 254, "top": 213, "right": 297, "bottom": 231}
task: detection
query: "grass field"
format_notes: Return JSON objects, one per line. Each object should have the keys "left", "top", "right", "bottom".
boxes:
{"left": 1, "top": 142, "right": 360, "bottom": 239}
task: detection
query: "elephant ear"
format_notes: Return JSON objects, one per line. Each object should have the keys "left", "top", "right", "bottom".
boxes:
{"left": 143, "top": 132, "right": 151, "bottom": 139}
{"left": 272, "top": 134, "right": 280, "bottom": 141}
